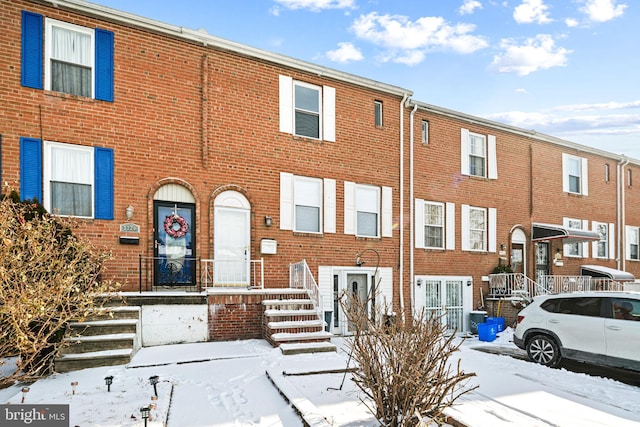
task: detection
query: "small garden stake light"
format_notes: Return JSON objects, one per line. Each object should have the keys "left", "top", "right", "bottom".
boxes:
{"left": 149, "top": 375, "right": 159, "bottom": 397}
{"left": 104, "top": 376, "right": 113, "bottom": 392}
{"left": 21, "top": 387, "right": 29, "bottom": 403}
{"left": 140, "top": 406, "right": 150, "bottom": 427}
{"left": 71, "top": 381, "right": 78, "bottom": 395}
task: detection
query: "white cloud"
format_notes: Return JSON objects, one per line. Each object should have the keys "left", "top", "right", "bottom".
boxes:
{"left": 565, "top": 17, "right": 579, "bottom": 27}
{"left": 515, "top": 88, "right": 528, "bottom": 93}
{"left": 579, "top": 0, "right": 627, "bottom": 23}
{"left": 459, "top": 0, "right": 483, "bottom": 15}
{"left": 350, "top": 12, "right": 488, "bottom": 64}
{"left": 551, "top": 100, "right": 640, "bottom": 112}
{"left": 513, "top": 0, "right": 553, "bottom": 24}
{"left": 274, "top": 0, "right": 356, "bottom": 11}
{"left": 491, "top": 34, "right": 572, "bottom": 75}
{"left": 325, "top": 42, "right": 364, "bottom": 63}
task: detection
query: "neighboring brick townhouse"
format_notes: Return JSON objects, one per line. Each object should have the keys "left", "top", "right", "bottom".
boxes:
{"left": 2, "top": 0, "right": 639, "bottom": 339}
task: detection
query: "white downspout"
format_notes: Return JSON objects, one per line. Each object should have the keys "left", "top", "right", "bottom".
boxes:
{"left": 399, "top": 94, "right": 408, "bottom": 322}
{"left": 408, "top": 101, "right": 417, "bottom": 316}
{"left": 617, "top": 156, "right": 629, "bottom": 270}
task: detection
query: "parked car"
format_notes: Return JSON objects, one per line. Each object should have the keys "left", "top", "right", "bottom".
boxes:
{"left": 513, "top": 291, "right": 640, "bottom": 371}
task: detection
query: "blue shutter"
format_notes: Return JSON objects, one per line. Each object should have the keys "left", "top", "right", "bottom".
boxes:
{"left": 95, "top": 28, "right": 114, "bottom": 102}
{"left": 20, "top": 137, "right": 43, "bottom": 202}
{"left": 94, "top": 147, "right": 114, "bottom": 220}
{"left": 21, "top": 11, "right": 43, "bottom": 89}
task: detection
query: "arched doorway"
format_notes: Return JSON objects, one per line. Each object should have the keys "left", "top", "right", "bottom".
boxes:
{"left": 153, "top": 184, "right": 196, "bottom": 288}
{"left": 511, "top": 228, "right": 527, "bottom": 277}
{"left": 214, "top": 191, "right": 250, "bottom": 286}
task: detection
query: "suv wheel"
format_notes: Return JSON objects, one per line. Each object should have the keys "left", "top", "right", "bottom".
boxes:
{"left": 526, "top": 335, "right": 561, "bottom": 367}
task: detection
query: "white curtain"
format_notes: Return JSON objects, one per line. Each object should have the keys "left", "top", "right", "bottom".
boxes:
{"left": 50, "top": 145, "right": 92, "bottom": 216}
{"left": 51, "top": 26, "right": 91, "bottom": 97}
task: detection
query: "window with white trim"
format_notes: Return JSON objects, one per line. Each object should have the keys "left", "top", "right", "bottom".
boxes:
{"left": 424, "top": 202, "right": 444, "bottom": 248}
{"left": 279, "top": 75, "right": 336, "bottom": 142}
{"left": 627, "top": 226, "right": 639, "bottom": 261}
{"left": 628, "top": 169, "right": 633, "bottom": 188}
{"left": 562, "top": 153, "right": 588, "bottom": 195}
{"left": 421, "top": 120, "right": 429, "bottom": 144}
{"left": 461, "top": 205, "right": 496, "bottom": 252}
{"left": 564, "top": 218, "right": 585, "bottom": 257}
{"left": 344, "top": 182, "right": 392, "bottom": 238}
{"left": 468, "top": 207, "right": 486, "bottom": 250}
{"left": 44, "top": 141, "right": 94, "bottom": 217}
{"left": 460, "top": 128, "right": 497, "bottom": 179}
{"left": 46, "top": 19, "right": 94, "bottom": 98}
{"left": 593, "top": 221, "right": 609, "bottom": 258}
{"left": 294, "top": 176, "right": 322, "bottom": 233}
{"left": 374, "top": 101, "right": 383, "bottom": 127}
{"left": 280, "top": 172, "right": 336, "bottom": 234}
{"left": 415, "top": 200, "right": 455, "bottom": 250}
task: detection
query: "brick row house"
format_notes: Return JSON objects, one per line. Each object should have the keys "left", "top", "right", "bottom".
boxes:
{"left": 2, "top": 0, "right": 640, "bottom": 349}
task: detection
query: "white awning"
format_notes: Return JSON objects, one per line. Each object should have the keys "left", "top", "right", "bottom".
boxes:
{"left": 580, "top": 265, "right": 635, "bottom": 281}
{"left": 532, "top": 223, "right": 600, "bottom": 244}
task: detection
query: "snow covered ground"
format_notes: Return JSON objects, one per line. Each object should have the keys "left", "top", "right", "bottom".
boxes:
{"left": 2, "top": 328, "right": 640, "bottom": 426}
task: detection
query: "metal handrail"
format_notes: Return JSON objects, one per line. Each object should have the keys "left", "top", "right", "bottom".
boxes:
{"left": 289, "top": 259, "right": 322, "bottom": 318}
{"left": 488, "top": 273, "right": 628, "bottom": 299}
{"left": 488, "top": 273, "right": 538, "bottom": 299}
{"left": 200, "top": 258, "right": 264, "bottom": 289}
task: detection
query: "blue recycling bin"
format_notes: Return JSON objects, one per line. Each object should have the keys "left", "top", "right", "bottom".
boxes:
{"left": 486, "top": 317, "right": 505, "bottom": 333}
{"left": 477, "top": 323, "right": 497, "bottom": 342}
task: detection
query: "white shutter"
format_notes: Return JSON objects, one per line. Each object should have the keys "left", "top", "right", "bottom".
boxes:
{"left": 318, "top": 266, "right": 333, "bottom": 312}
{"left": 323, "top": 85, "right": 336, "bottom": 142}
{"left": 461, "top": 128, "right": 470, "bottom": 176}
{"left": 377, "top": 267, "right": 393, "bottom": 314}
{"left": 278, "top": 75, "right": 293, "bottom": 134}
{"left": 609, "top": 223, "right": 615, "bottom": 260}
{"left": 415, "top": 199, "right": 425, "bottom": 249}
{"left": 279, "top": 172, "right": 293, "bottom": 230}
{"left": 591, "top": 222, "right": 599, "bottom": 257}
{"left": 488, "top": 208, "right": 497, "bottom": 253}
{"left": 461, "top": 204, "right": 470, "bottom": 251}
{"left": 446, "top": 202, "right": 456, "bottom": 250}
{"left": 382, "top": 186, "right": 393, "bottom": 237}
{"left": 581, "top": 158, "right": 589, "bottom": 195}
{"left": 488, "top": 134, "right": 498, "bottom": 179}
{"left": 323, "top": 178, "right": 336, "bottom": 233}
{"left": 626, "top": 226, "right": 633, "bottom": 260}
{"left": 344, "top": 181, "right": 356, "bottom": 235}
{"left": 582, "top": 219, "right": 589, "bottom": 257}
{"left": 562, "top": 154, "right": 570, "bottom": 193}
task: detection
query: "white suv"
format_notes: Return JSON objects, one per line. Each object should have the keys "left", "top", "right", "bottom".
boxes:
{"left": 513, "top": 291, "right": 640, "bottom": 371}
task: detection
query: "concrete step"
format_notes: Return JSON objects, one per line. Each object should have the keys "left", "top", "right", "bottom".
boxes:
{"left": 62, "top": 333, "right": 136, "bottom": 354}
{"left": 267, "top": 319, "right": 325, "bottom": 330}
{"left": 55, "top": 349, "right": 133, "bottom": 373}
{"left": 272, "top": 330, "right": 333, "bottom": 343}
{"left": 68, "top": 319, "right": 138, "bottom": 336}
{"left": 279, "top": 342, "right": 337, "bottom": 355}
{"left": 85, "top": 306, "right": 140, "bottom": 321}
{"left": 264, "top": 309, "right": 319, "bottom": 318}
{"left": 263, "top": 299, "right": 314, "bottom": 310}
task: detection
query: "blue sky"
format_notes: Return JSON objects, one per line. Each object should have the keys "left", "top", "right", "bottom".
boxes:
{"left": 93, "top": 0, "right": 639, "bottom": 159}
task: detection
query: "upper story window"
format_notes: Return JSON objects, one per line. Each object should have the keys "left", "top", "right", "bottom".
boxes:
{"left": 564, "top": 218, "right": 587, "bottom": 257}
{"left": 592, "top": 221, "right": 611, "bottom": 259}
{"left": 280, "top": 172, "right": 336, "bottom": 234}
{"left": 605, "top": 164, "right": 610, "bottom": 183}
{"left": 415, "top": 200, "right": 455, "bottom": 250}
{"left": 461, "top": 205, "right": 497, "bottom": 252}
{"left": 374, "top": 101, "right": 383, "bottom": 127}
{"left": 19, "top": 137, "right": 114, "bottom": 220}
{"left": 344, "top": 182, "right": 392, "bottom": 238}
{"left": 460, "top": 128, "right": 497, "bottom": 179}
{"left": 562, "top": 154, "right": 588, "bottom": 195}
{"left": 21, "top": 12, "right": 114, "bottom": 101}
{"left": 628, "top": 169, "right": 633, "bottom": 188}
{"left": 627, "top": 226, "right": 639, "bottom": 261}
{"left": 46, "top": 19, "right": 94, "bottom": 98}
{"left": 421, "top": 120, "right": 429, "bottom": 144}
{"left": 279, "top": 75, "right": 335, "bottom": 142}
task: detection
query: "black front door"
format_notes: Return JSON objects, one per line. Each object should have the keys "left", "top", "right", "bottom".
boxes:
{"left": 154, "top": 201, "right": 196, "bottom": 287}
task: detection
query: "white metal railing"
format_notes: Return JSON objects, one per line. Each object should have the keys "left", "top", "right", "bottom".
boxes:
{"left": 488, "top": 273, "right": 627, "bottom": 299}
{"left": 488, "top": 273, "right": 539, "bottom": 299}
{"left": 289, "top": 259, "right": 322, "bottom": 318}
{"left": 200, "top": 258, "right": 264, "bottom": 289}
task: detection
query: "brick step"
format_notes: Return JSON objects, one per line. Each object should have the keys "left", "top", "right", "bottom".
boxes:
{"left": 271, "top": 330, "right": 333, "bottom": 343}
{"left": 62, "top": 333, "right": 136, "bottom": 354}
{"left": 279, "top": 341, "right": 337, "bottom": 355}
{"left": 262, "top": 299, "right": 315, "bottom": 310}
{"left": 68, "top": 319, "right": 138, "bottom": 336}
{"left": 267, "top": 319, "right": 325, "bottom": 330}
{"left": 264, "top": 309, "right": 319, "bottom": 318}
{"left": 55, "top": 349, "right": 133, "bottom": 373}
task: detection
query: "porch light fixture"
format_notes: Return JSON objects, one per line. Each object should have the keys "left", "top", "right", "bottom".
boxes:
{"left": 149, "top": 375, "right": 159, "bottom": 397}
{"left": 125, "top": 205, "right": 134, "bottom": 221}
{"left": 140, "top": 406, "right": 150, "bottom": 427}
{"left": 104, "top": 376, "right": 113, "bottom": 392}
{"left": 264, "top": 215, "right": 272, "bottom": 227}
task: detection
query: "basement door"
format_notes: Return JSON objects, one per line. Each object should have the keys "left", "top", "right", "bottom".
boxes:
{"left": 154, "top": 201, "right": 195, "bottom": 287}
{"left": 419, "top": 277, "right": 465, "bottom": 333}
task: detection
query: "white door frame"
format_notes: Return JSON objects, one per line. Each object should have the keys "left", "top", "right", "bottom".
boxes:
{"left": 415, "top": 275, "right": 473, "bottom": 333}
{"left": 213, "top": 191, "right": 251, "bottom": 286}
{"left": 335, "top": 268, "right": 375, "bottom": 335}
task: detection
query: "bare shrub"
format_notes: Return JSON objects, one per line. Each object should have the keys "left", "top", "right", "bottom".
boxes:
{"left": 343, "top": 293, "right": 477, "bottom": 426}
{"left": 0, "top": 190, "right": 118, "bottom": 384}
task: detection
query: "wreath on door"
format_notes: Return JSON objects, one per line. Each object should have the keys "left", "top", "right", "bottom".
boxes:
{"left": 164, "top": 214, "right": 188, "bottom": 238}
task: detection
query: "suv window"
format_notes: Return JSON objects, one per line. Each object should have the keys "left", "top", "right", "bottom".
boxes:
{"left": 541, "top": 297, "right": 602, "bottom": 317}
{"left": 611, "top": 298, "right": 640, "bottom": 321}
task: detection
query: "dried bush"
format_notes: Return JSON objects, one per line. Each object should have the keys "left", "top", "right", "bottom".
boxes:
{"left": 343, "top": 292, "right": 477, "bottom": 426}
{"left": 0, "top": 190, "right": 117, "bottom": 384}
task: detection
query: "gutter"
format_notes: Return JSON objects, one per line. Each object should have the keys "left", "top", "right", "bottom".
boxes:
{"left": 399, "top": 94, "right": 409, "bottom": 322}
{"left": 617, "top": 156, "right": 629, "bottom": 271}
{"left": 408, "top": 100, "right": 417, "bottom": 317}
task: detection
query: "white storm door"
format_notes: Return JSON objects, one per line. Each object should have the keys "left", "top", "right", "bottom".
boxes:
{"left": 423, "top": 278, "right": 464, "bottom": 333}
{"left": 214, "top": 207, "right": 250, "bottom": 285}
